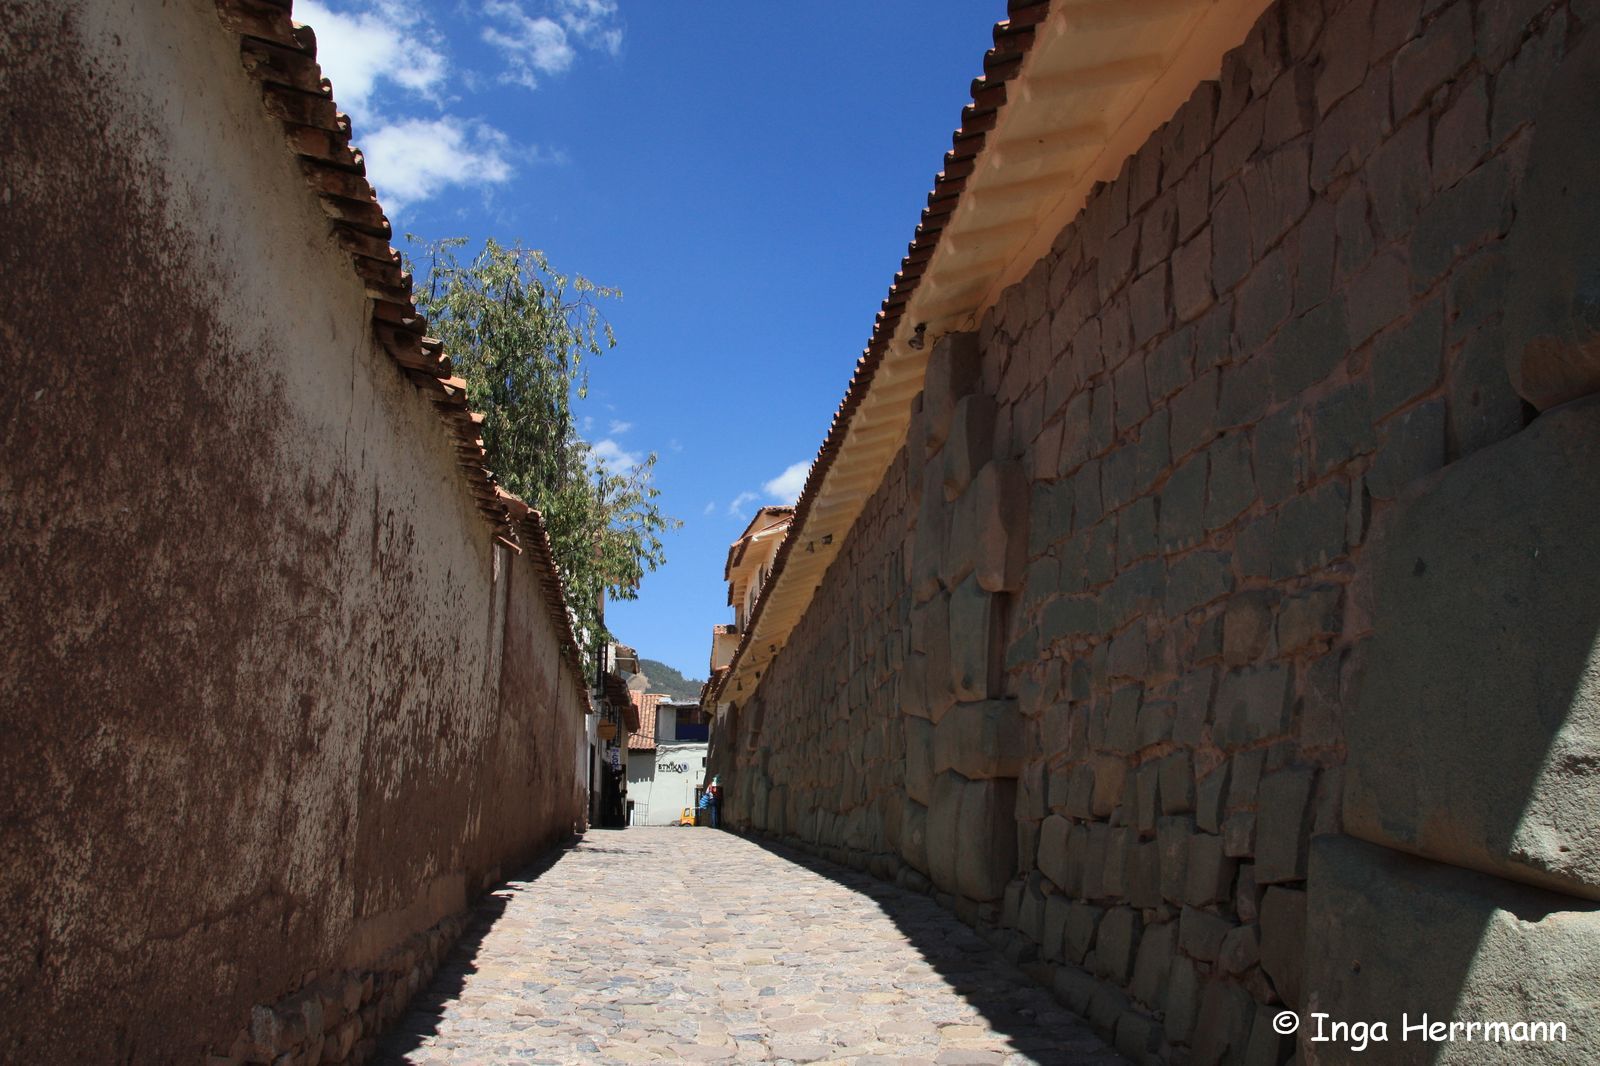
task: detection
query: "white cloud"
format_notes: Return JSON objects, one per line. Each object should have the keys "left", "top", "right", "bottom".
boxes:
{"left": 763, "top": 461, "right": 810, "bottom": 504}
{"left": 482, "top": 4, "right": 572, "bottom": 88}
{"left": 482, "top": 0, "right": 623, "bottom": 89}
{"left": 557, "top": 0, "right": 624, "bottom": 54}
{"left": 360, "top": 118, "right": 513, "bottom": 212}
{"left": 297, "top": 1, "right": 446, "bottom": 126}
{"left": 703, "top": 501, "right": 716, "bottom": 516}
{"left": 298, "top": 2, "right": 526, "bottom": 214}
{"left": 727, "top": 491, "right": 759, "bottom": 517}
{"left": 608, "top": 419, "right": 633, "bottom": 435}
{"left": 590, "top": 438, "right": 642, "bottom": 473}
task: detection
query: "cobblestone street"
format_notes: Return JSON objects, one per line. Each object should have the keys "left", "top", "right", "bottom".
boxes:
{"left": 377, "top": 829, "right": 1122, "bottom": 1065}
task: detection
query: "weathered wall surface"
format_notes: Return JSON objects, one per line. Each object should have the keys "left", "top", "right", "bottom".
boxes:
{"left": 0, "top": 0, "right": 587, "bottom": 1061}
{"left": 719, "top": 0, "right": 1600, "bottom": 1061}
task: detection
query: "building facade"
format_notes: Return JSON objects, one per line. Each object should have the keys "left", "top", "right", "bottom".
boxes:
{"left": 708, "top": 1, "right": 1600, "bottom": 1062}
{"left": 1, "top": 1, "right": 592, "bottom": 1059}
{"left": 703, "top": 507, "right": 793, "bottom": 781}
{"left": 628, "top": 694, "right": 712, "bottom": 826}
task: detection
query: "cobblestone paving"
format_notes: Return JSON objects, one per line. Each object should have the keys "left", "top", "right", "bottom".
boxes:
{"left": 378, "top": 828, "right": 1122, "bottom": 1065}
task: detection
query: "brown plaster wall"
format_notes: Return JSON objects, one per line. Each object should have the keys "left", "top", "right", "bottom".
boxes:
{"left": 719, "top": 0, "right": 1600, "bottom": 1061}
{"left": 0, "top": 0, "right": 586, "bottom": 1061}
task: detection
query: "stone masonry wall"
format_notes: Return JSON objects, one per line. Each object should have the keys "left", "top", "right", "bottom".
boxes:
{"left": 722, "top": 0, "right": 1600, "bottom": 1062}
{"left": 0, "top": 1, "right": 588, "bottom": 1061}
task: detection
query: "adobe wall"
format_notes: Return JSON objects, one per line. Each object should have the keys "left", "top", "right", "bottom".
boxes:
{"left": 0, "top": 1, "right": 587, "bottom": 1062}
{"left": 720, "top": 0, "right": 1600, "bottom": 1061}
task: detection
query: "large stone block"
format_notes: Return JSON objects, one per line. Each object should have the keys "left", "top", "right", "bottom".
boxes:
{"left": 955, "top": 777, "right": 1019, "bottom": 902}
{"left": 927, "top": 771, "right": 1017, "bottom": 902}
{"left": 1091, "top": 755, "right": 1128, "bottom": 818}
{"left": 900, "top": 651, "right": 930, "bottom": 722}
{"left": 1016, "top": 818, "right": 1040, "bottom": 879}
{"left": 1137, "top": 693, "right": 1176, "bottom": 748}
{"left": 1344, "top": 400, "right": 1600, "bottom": 899}
{"left": 881, "top": 793, "right": 904, "bottom": 852}
{"left": 1179, "top": 905, "right": 1234, "bottom": 964}
{"left": 1268, "top": 479, "right": 1349, "bottom": 579}
{"left": 1018, "top": 872, "right": 1048, "bottom": 942}
{"left": 1016, "top": 757, "right": 1048, "bottom": 821}
{"left": 1165, "top": 956, "right": 1201, "bottom": 1045}
{"left": 1115, "top": 1007, "right": 1163, "bottom": 1063}
{"left": 1245, "top": 1003, "right": 1292, "bottom": 1066}
{"left": 1217, "top": 923, "right": 1260, "bottom": 977}
{"left": 943, "top": 394, "right": 999, "bottom": 502}
{"left": 1030, "top": 478, "right": 1074, "bottom": 559}
{"left": 1130, "top": 839, "right": 1163, "bottom": 909}
{"left": 1053, "top": 963, "right": 1100, "bottom": 1017}
{"left": 1093, "top": 906, "right": 1142, "bottom": 985}
{"left": 912, "top": 463, "right": 948, "bottom": 601}
{"left": 1036, "top": 813, "right": 1073, "bottom": 892}
{"left": 1223, "top": 590, "right": 1276, "bottom": 666}
{"left": 914, "top": 594, "right": 958, "bottom": 724}
{"left": 933, "top": 699, "right": 1025, "bottom": 780}
{"left": 1103, "top": 827, "right": 1136, "bottom": 899}
{"left": 1130, "top": 918, "right": 1176, "bottom": 1009}
{"left": 1158, "top": 816, "right": 1195, "bottom": 904}
{"left": 1255, "top": 767, "right": 1317, "bottom": 884}
{"left": 1504, "top": 33, "right": 1600, "bottom": 410}
{"left": 1187, "top": 833, "right": 1238, "bottom": 907}
{"left": 1041, "top": 893, "right": 1072, "bottom": 962}
{"left": 1159, "top": 751, "right": 1196, "bottom": 814}
{"left": 904, "top": 715, "right": 934, "bottom": 805}
{"left": 1304, "top": 835, "right": 1600, "bottom": 1063}
{"left": 766, "top": 784, "right": 787, "bottom": 836}
{"left": 1103, "top": 684, "right": 1142, "bottom": 755}
{"left": 948, "top": 576, "right": 1001, "bottom": 702}
{"left": 970, "top": 460, "right": 1029, "bottom": 592}
{"left": 900, "top": 800, "right": 929, "bottom": 874}
{"left": 941, "top": 490, "right": 979, "bottom": 591}
{"left": 1258, "top": 886, "right": 1304, "bottom": 1008}
{"left": 1087, "top": 979, "right": 1133, "bottom": 1036}
{"left": 1213, "top": 664, "right": 1293, "bottom": 748}
{"left": 1082, "top": 823, "right": 1111, "bottom": 900}
{"left": 1063, "top": 762, "right": 1095, "bottom": 818}
{"left": 1064, "top": 901, "right": 1104, "bottom": 965}
{"left": 922, "top": 332, "right": 982, "bottom": 453}
{"left": 1191, "top": 978, "right": 1256, "bottom": 1066}
{"left": 1134, "top": 764, "right": 1161, "bottom": 833}
{"left": 926, "top": 772, "right": 965, "bottom": 891}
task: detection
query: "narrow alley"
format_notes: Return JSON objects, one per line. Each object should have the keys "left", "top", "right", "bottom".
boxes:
{"left": 10, "top": 0, "right": 1600, "bottom": 1062}
{"left": 376, "top": 830, "right": 1123, "bottom": 1065}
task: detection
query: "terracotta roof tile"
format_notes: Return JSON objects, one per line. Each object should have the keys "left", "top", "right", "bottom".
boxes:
{"left": 212, "top": 0, "right": 591, "bottom": 706}
{"left": 628, "top": 691, "right": 666, "bottom": 750}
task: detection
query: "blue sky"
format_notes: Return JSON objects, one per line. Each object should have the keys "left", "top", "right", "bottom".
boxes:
{"left": 302, "top": 0, "right": 1007, "bottom": 678}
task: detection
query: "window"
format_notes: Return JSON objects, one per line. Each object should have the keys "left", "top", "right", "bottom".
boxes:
{"left": 675, "top": 706, "right": 709, "bottom": 743}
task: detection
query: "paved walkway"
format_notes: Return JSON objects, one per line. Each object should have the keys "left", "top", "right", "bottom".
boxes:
{"left": 377, "top": 828, "right": 1122, "bottom": 1065}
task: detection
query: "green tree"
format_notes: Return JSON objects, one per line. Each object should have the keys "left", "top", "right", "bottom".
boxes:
{"left": 409, "top": 237, "right": 677, "bottom": 662}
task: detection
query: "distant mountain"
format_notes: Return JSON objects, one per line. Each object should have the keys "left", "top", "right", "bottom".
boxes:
{"left": 636, "top": 658, "right": 705, "bottom": 702}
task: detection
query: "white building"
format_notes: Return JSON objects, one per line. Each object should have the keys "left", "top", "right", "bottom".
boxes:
{"left": 703, "top": 507, "right": 794, "bottom": 792}
{"left": 626, "top": 693, "right": 712, "bottom": 826}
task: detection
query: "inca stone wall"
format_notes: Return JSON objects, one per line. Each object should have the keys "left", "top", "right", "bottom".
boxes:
{"left": 718, "top": 0, "right": 1600, "bottom": 1061}
{"left": 0, "top": 1, "right": 588, "bottom": 1061}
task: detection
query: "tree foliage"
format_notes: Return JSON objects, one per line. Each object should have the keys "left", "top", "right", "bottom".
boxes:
{"left": 409, "top": 237, "right": 677, "bottom": 662}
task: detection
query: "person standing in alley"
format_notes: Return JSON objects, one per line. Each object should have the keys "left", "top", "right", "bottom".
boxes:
{"left": 707, "top": 777, "right": 721, "bottom": 829}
